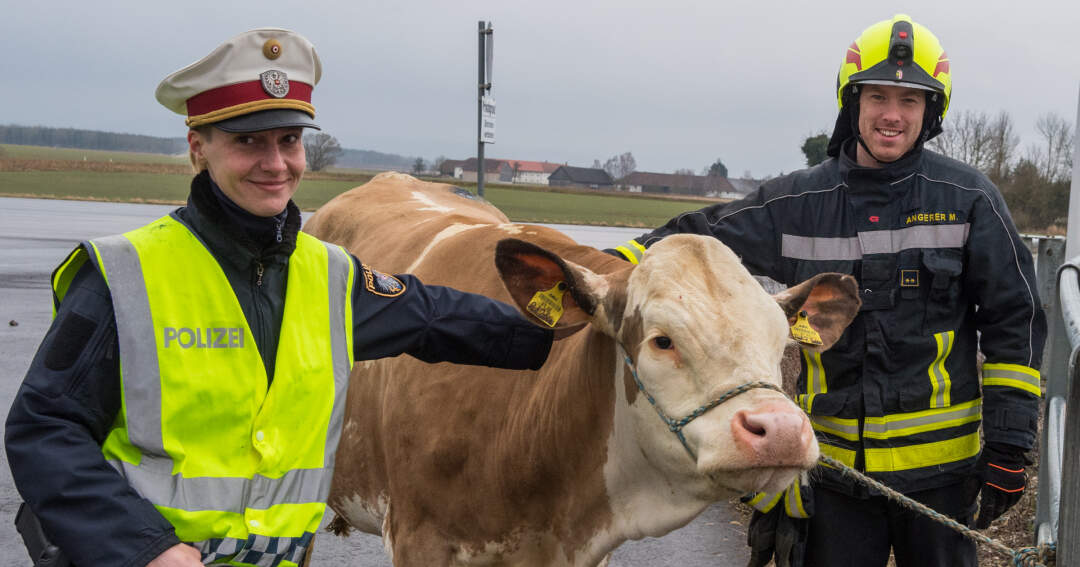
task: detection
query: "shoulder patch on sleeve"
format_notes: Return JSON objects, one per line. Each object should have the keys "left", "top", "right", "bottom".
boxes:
{"left": 361, "top": 263, "right": 406, "bottom": 297}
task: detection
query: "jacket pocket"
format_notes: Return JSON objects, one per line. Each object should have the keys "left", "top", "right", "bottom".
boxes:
{"left": 921, "top": 249, "right": 963, "bottom": 333}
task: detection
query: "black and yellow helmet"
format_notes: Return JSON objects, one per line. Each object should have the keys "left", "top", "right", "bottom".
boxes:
{"left": 828, "top": 14, "right": 952, "bottom": 157}
{"left": 837, "top": 14, "right": 951, "bottom": 120}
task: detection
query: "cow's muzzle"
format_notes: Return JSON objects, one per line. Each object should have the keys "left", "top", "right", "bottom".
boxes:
{"left": 624, "top": 355, "right": 785, "bottom": 461}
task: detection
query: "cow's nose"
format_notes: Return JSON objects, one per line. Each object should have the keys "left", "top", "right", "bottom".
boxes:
{"left": 730, "top": 401, "right": 816, "bottom": 467}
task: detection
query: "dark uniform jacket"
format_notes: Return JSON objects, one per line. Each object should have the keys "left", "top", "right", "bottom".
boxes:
{"left": 617, "top": 143, "right": 1045, "bottom": 495}
{"left": 5, "top": 171, "right": 554, "bottom": 566}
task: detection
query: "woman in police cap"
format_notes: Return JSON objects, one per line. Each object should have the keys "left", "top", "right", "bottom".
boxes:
{"left": 6, "top": 28, "right": 554, "bottom": 567}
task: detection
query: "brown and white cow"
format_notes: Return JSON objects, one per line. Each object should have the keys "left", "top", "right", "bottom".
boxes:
{"left": 304, "top": 172, "right": 859, "bottom": 566}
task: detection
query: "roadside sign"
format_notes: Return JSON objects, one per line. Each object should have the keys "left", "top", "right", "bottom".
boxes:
{"left": 481, "top": 95, "right": 496, "bottom": 144}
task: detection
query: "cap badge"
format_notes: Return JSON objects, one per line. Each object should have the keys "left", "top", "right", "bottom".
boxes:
{"left": 895, "top": 69, "right": 904, "bottom": 80}
{"left": 260, "top": 70, "right": 290, "bottom": 98}
{"left": 263, "top": 39, "right": 283, "bottom": 60}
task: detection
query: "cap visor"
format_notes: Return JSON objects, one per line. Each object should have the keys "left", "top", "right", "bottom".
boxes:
{"left": 212, "top": 109, "right": 320, "bottom": 132}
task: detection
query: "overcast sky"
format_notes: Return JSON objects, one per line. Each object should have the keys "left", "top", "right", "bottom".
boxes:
{"left": 4, "top": 0, "right": 1078, "bottom": 177}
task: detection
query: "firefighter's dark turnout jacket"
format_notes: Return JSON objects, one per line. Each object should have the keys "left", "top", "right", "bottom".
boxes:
{"left": 616, "top": 145, "right": 1046, "bottom": 494}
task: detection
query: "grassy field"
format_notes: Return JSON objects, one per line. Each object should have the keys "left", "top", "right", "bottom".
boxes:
{"left": 0, "top": 144, "right": 723, "bottom": 227}
{"left": 0, "top": 144, "right": 189, "bottom": 165}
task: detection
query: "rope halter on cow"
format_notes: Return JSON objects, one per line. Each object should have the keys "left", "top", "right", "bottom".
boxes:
{"left": 623, "top": 356, "right": 784, "bottom": 461}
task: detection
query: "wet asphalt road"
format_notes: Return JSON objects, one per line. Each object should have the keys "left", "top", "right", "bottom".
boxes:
{"left": 0, "top": 197, "right": 750, "bottom": 566}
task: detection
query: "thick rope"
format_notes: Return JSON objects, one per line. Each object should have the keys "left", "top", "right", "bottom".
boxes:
{"left": 818, "top": 454, "right": 1056, "bottom": 567}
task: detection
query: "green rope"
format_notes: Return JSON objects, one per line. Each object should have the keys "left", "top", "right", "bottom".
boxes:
{"left": 818, "top": 455, "right": 1056, "bottom": 567}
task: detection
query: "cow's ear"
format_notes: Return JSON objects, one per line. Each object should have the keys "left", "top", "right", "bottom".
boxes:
{"left": 773, "top": 272, "right": 861, "bottom": 352}
{"left": 495, "top": 239, "right": 602, "bottom": 337}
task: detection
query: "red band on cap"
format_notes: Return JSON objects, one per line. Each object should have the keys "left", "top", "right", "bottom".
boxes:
{"left": 186, "top": 80, "right": 313, "bottom": 117}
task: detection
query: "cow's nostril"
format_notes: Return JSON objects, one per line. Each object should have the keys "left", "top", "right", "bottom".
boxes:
{"left": 739, "top": 411, "right": 767, "bottom": 436}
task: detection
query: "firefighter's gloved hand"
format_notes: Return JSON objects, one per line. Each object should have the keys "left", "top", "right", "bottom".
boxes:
{"left": 747, "top": 508, "right": 808, "bottom": 567}
{"left": 974, "top": 443, "right": 1029, "bottom": 529}
{"left": 744, "top": 482, "right": 812, "bottom": 567}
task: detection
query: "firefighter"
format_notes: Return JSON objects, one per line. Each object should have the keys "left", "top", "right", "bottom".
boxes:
{"left": 6, "top": 29, "right": 554, "bottom": 567}
{"left": 610, "top": 14, "right": 1044, "bottom": 567}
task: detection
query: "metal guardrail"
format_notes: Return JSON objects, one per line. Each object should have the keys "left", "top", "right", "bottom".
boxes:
{"left": 1034, "top": 236, "right": 1078, "bottom": 565}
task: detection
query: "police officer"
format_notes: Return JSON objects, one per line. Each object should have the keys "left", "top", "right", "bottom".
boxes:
{"left": 6, "top": 29, "right": 554, "bottom": 567}
{"left": 610, "top": 15, "right": 1044, "bottom": 567}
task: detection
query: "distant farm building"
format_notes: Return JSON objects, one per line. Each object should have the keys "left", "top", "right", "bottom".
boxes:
{"left": 618, "top": 171, "right": 740, "bottom": 198}
{"left": 459, "top": 158, "right": 507, "bottom": 183}
{"left": 439, "top": 159, "right": 467, "bottom": 179}
{"left": 547, "top": 166, "right": 614, "bottom": 189}
{"left": 505, "top": 160, "right": 562, "bottom": 185}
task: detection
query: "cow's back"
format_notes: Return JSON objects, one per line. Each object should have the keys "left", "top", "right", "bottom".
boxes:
{"left": 305, "top": 171, "right": 604, "bottom": 296}
{"left": 305, "top": 172, "right": 511, "bottom": 274}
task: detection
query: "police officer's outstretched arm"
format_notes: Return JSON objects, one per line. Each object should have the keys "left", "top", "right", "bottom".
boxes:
{"left": 348, "top": 258, "right": 553, "bottom": 369}
{"left": 608, "top": 186, "right": 785, "bottom": 281}
{"left": 5, "top": 262, "right": 184, "bottom": 566}
{"left": 964, "top": 180, "right": 1047, "bottom": 527}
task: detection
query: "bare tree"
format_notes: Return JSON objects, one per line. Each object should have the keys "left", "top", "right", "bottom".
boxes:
{"left": 1034, "top": 112, "right": 1073, "bottom": 183}
{"left": 929, "top": 110, "right": 993, "bottom": 171}
{"left": 412, "top": 157, "right": 426, "bottom": 175}
{"left": 602, "top": 152, "right": 637, "bottom": 179}
{"left": 433, "top": 155, "right": 447, "bottom": 173}
{"left": 985, "top": 111, "right": 1019, "bottom": 183}
{"left": 304, "top": 133, "right": 343, "bottom": 172}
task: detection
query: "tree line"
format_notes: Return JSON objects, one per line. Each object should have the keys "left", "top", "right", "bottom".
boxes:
{"left": 800, "top": 111, "right": 1075, "bottom": 231}
{"left": 0, "top": 124, "right": 187, "bottom": 155}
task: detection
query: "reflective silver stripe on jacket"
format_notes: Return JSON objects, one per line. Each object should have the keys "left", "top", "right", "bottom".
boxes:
{"left": 781, "top": 224, "right": 970, "bottom": 261}
{"left": 192, "top": 531, "right": 314, "bottom": 566}
{"left": 104, "top": 462, "right": 332, "bottom": 512}
{"left": 94, "top": 234, "right": 353, "bottom": 512}
{"left": 91, "top": 235, "right": 167, "bottom": 458}
{"left": 323, "top": 242, "right": 352, "bottom": 472}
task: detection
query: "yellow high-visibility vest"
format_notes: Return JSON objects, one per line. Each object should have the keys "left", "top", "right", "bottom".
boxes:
{"left": 53, "top": 215, "right": 355, "bottom": 566}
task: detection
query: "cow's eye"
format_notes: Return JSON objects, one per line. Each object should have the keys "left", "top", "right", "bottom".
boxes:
{"left": 653, "top": 336, "right": 673, "bottom": 350}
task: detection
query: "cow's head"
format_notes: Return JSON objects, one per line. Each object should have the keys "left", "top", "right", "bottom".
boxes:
{"left": 495, "top": 235, "right": 859, "bottom": 497}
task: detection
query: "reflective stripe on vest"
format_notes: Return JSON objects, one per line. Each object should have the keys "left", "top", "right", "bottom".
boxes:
{"left": 780, "top": 224, "right": 970, "bottom": 261}
{"left": 797, "top": 349, "right": 826, "bottom": 413}
{"left": 928, "top": 331, "right": 955, "bottom": 408}
{"left": 982, "top": 362, "right": 1042, "bottom": 397}
{"left": 615, "top": 239, "right": 646, "bottom": 264}
{"left": 71, "top": 215, "right": 354, "bottom": 564}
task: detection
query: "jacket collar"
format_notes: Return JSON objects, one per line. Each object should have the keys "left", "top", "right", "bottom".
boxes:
{"left": 175, "top": 170, "right": 301, "bottom": 270}
{"left": 837, "top": 138, "right": 924, "bottom": 187}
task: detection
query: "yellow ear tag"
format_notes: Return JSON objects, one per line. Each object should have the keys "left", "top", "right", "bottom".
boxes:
{"left": 527, "top": 282, "right": 567, "bottom": 327}
{"left": 790, "top": 310, "right": 823, "bottom": 346}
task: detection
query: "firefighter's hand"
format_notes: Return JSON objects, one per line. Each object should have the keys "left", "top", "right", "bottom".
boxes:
{"left": 746, "top": 507, "right": 808, "bottom": 567}
{"left": 974, "top": 443, "right": 1028, "bottom": 529}
{"left": 147, "top": 543, "right": 203, "bottom": 566}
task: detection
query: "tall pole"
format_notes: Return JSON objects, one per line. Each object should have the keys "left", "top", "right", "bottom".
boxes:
{"left": 1057, "top": 82, "right": 1080, "bottom": 567}
{"left": 1066, "top": 84, "right": 1080, "bottom": 259}
{"left": 477, "top": 21, "right": 489, "bottom": 198}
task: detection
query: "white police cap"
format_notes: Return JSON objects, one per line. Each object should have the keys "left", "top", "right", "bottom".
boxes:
{"left": 155, "top": 28, "right": 321, "bottom": 132}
